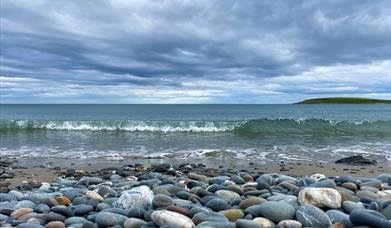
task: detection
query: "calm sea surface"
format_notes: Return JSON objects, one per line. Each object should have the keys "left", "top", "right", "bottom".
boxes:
{"left": 1, "top": 104, "right": 390, "bottom": 163}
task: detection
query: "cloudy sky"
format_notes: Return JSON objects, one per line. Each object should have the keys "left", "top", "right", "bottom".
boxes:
{"left": 1, "top": 0, "right": 390, "bottom": 103}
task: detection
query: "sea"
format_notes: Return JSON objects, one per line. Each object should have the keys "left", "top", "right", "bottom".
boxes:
{"left": 1, "top": 104, "right": 390, "bottom": 164}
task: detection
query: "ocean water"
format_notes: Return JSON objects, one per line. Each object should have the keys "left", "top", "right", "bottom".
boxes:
{"left": 1, "top": 104, "right": 390, "bottom": 163}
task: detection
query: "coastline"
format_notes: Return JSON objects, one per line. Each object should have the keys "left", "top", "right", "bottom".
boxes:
{"left": 2, "top": 157, "right": 390, "bottom": 188}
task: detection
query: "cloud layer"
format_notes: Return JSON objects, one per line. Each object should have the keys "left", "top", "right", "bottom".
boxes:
{"left": 1, "top": 0, "right": 390, "bottom": 103}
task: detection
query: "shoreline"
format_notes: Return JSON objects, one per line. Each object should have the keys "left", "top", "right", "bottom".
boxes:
{"left": 1, "top": 157, "right": 390, "bottom": 188}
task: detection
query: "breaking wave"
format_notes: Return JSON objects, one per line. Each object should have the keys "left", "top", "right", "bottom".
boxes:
{"left": 1, "top": 119, "right": 390, "bottom": 136}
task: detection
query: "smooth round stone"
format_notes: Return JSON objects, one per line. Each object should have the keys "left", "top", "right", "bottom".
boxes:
{"left": 204, "top": 198, "right": 230, "bottom": 211}
{"left": 95, "top": 212, "right": 128, "bottom": 227}
{"left": 0, "top": 193, "right": 16, "bottom": 202}
{"left": 16, "top": 223, "right": 44, "bottom": 228}
{"left": 239, "top": 197, "right": 266, "bottom": 209}
{"left": 100, "top": 208, "right": 128, "bottom": 216}
{"left": 360, "top": 179, "right": 382, "bottom": 189}
{"left": 113, "top": 186, "right": 154, "bottom": 210}
{"left": 218, "top": 209, "right": 244, "bottom": 222}
{"left": 231, "top": 176, "right": 246, "bottom": 185}
{"left": 128, "top": 207, "right": 146, "bottom": 218}
{"left": 55, "top": 196, "right": 71, "bottom": 206}
{"left": 245, "top": 201, "right": 295, "bottom": 223}
{"left": 77, "top": 177, "right": 103, "bottom": 186}
{"left": 336, "top": 176, "right": 355, "bottom": 183}
{"left": 381, "top": 203, "right": 391, "bottom": 219}
{"left": 11, "top": 208, "right": 33, "bottom": 219}
{"left": 314, "top": 179, "right": 337, "bottom": 188}
{"left": 338, "top": 190, "right": 359, "bottom": 203}
{"left": 277, "top": 220, "right": 302, "bottom": 228}
{"left": 123, "top": 218, "right": 148, "bottom": 228}
{"left": 298, "top": 187, "right": 342, "bottom": 208}
{"left": 256, "top": 181, "right": 272, "bottom": 192}
{"left": 73, "top": 196, "right": 88, "bottom": 205}
{"left": 297, "top": 177, "right": 317, "bottom": 187}
{"left": 96, "top": 202, "right": 112, "bottom": 211}
{"left": 253, "top": 217, "right": 275, "bottom": 227}
{"left": 51, "top": 206, "right": 75, "bottom": 217}
{"left": 235, "top": 219, "right": 260, "bottom": 228}
{"left": 74, "top": 204, "right": 94, "bottom": 215}
{"left": 377, "top": 174, "right": 391, "bottom": 185}
{"left": 196, "top": 221, "right": 235, "bottom": 228}
{"left": 85, "top": 191, "right": 104, "bottom": 201}
{"left": 15, "top": 200, "right": 36, "bottom": 209}
{"left": 46, "top": 221, "right": 65, "bottom": 228}
{"left": 64, "top": 217, "right": 89, "bottom": 226}
{"left": 97, "top": 186, "right": 117, "bottom": 197}
{"left": 166, "top": 205, "right": 189, "bottom": 216}
{"left": 350, "top": 208, "right": 391, "bottom": 228}
{"left": 267, "top": 195, "right": 297, "bottom": 205}
{"left": 46, "top": 212, "right": 66, "bottom": 222}
{"left": 361, "top": 186, "right": 380, "bottom": 193}
{"left": 26, "top": 217, "right": 45, "bottom": 225}
{"left": 18, "top": 212, "right": 40, "bottom": 221}
{"left": 356, "top": 191, "right": 379, "bottom": 200}
{"left": 326, "top": 209, "right": 354, "bottom": 228}
{"left": 215, "top": 190, "right": 241, "bottom": 205}
{"left": 0, "top": 214, "right": 8, "bottom": 221}
{"left": 256, "top": 174, "right": 275, "bottom": 186}
{"left": 342, "top": 182, "right": 358, "bottom": 191}
{"left": 296, "top": 204, "right": 331, "bottom": 227}
{"left": 8, "top": 190, "right": 24, "bottom": 200}
{"left": 34, "top": 204, "right": 50, "bottom": 213}
{"left": 152, "top": 194, "right": 174, "bottom": 209}
{"left": 342, "top": 201, "right": 365, "bottom": 214}
{"left": 278, "top": 181, "right": 298, "bottom": 191}
{"left": 60, "top": 188, "right": 82, "bottom": 200}
{"left": 310, "top": 173, "right": 326, "bottom": 181}
{"left": 151, "top": 210, "right": 195, "bottom": 228}
{"left": 192, "top": 211, "right": 229, "bottom": 224}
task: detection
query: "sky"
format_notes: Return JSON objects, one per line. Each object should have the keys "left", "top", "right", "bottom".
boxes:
{"left": 0, "top": 0, "right": 390, "bottom": 104}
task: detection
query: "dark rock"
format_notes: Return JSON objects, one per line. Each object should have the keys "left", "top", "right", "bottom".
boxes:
{"left": 350, "top": 209, "right": 391, "bottom": 228}
{"left": 335, "top": 155, "right": 376, "bottom": 165}
{"left": 296, "top": 204, "right": 332, "bottom": 227}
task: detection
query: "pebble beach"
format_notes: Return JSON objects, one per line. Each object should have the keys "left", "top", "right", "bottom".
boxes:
{"left": 1, "top": 157, "right": 391, "bottom": 228}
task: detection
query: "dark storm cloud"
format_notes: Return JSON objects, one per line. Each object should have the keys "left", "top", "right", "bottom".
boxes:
{"left": 0, "top": 0, "right": 390, "bottom": 103}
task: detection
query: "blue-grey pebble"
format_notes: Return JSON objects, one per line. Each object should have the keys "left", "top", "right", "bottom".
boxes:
{"left": 350, "top": 209, "right": 391, "bottom": 228}
{"left": 326, "top": 209, "right": 354, "bottom": 228}
{"left": 296, "top": 204, "right": 332, "bottom": 227}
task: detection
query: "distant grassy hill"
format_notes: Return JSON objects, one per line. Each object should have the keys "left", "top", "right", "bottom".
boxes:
{"left": 296, "top": 97, "right": 391, "bottom": 104}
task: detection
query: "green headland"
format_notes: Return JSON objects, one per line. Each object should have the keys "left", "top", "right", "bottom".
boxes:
{"left": 296, "top": 97, "right": 391, "bottom": 104}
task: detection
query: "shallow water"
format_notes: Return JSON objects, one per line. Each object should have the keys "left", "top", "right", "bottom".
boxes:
{"left": 1, "top": 104, "right": 390, "bottom": 163}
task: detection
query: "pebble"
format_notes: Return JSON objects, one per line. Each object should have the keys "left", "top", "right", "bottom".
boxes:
{"left": 239, "top": 197, "right": 266, "bottom": 209}
{"left": 95, "top": 212, "right": 128, "bottom": 227}
{"left": 246, "top": 201, "right": 295, "bottom": 222}
{"left": 204, "top": 198, "right": 230, "bottom": 211}
{"left": 123, "top": 218, "right": 148, "bottom": 228}
{"left": 296, "top": 204, "right": 332, "bottom": 227}
{"left": 350, "top": 208, "right": 391, "bottom": 227}
{"left": 298, "top": 187, "right": 342, "bottom": 208}
{"left": 85, "top": 191, "right": 104, "bottom": 201}
{"left": 253, "top": 217, "right": 275, "bottom": 227}
{"left": 152, "top": 194, "right": 174, "bottom": 209}
{"left": 151, "top": 210, "right": 195, "bottom": 228}
{"left": 277, "top": 220, "right": 303, "bottom": 228}
{"left": 10, "top": 208, "right": 33, "bottom": 219}
{"left": 46, "top": 221, "right": 65, "bottom": 228}
{"left": 113, "top": 186, "right": 154, "bottom": 210}
{"left": 218, "top": 209, "right": 244, "bottom": 222}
